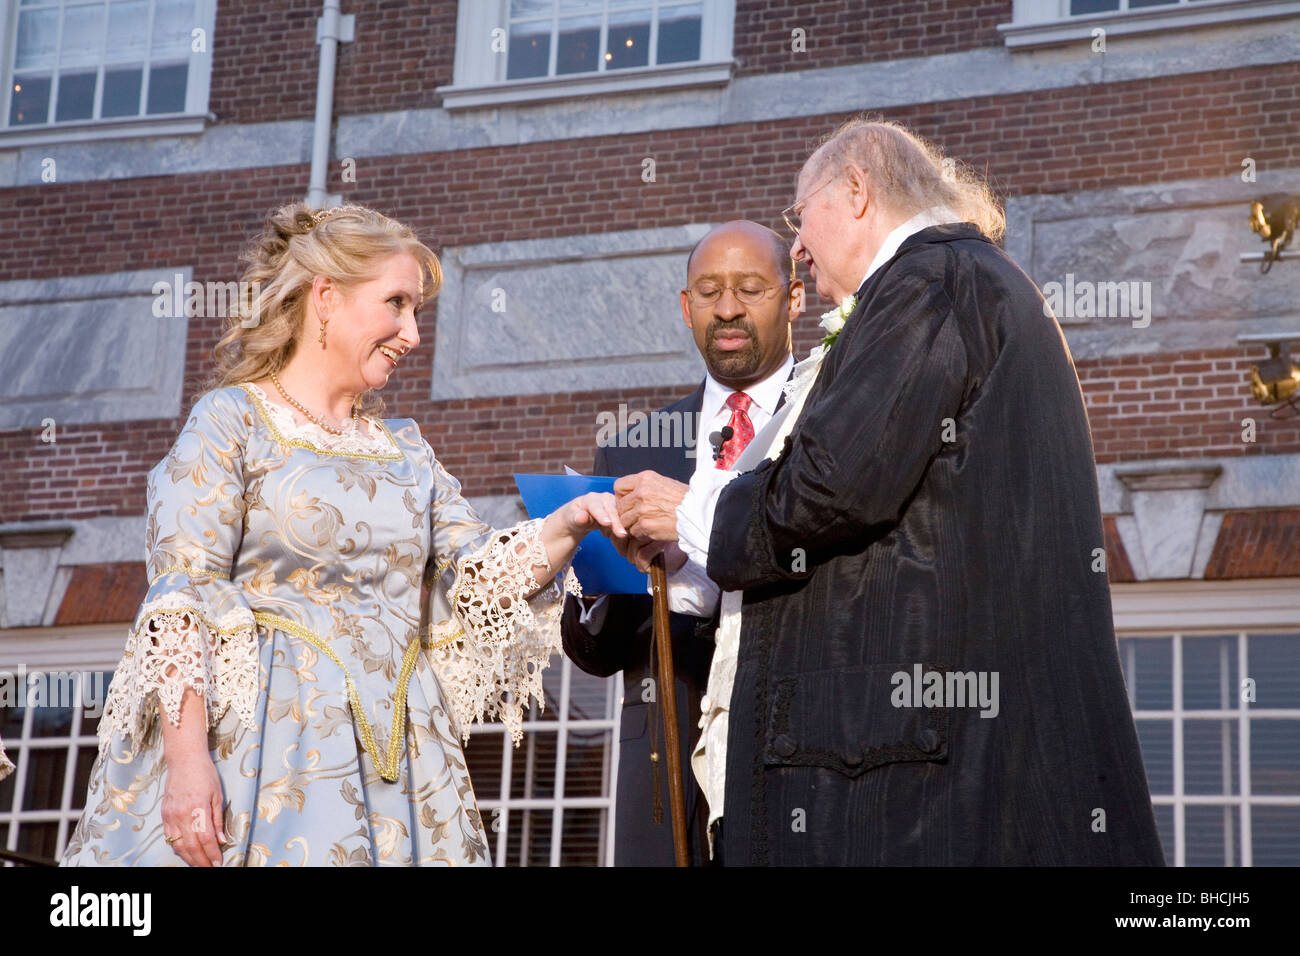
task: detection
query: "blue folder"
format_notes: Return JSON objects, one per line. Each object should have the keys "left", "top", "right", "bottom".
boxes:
{"left": 513, "top": 473, "right": 649, "bottom": 595}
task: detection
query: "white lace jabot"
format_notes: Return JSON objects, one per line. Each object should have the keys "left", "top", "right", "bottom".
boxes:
{"left": 240, "top": 381, "right": 399, "bottom": 457}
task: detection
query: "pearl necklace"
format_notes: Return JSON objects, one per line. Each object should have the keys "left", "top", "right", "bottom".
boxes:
{"left": 269, "top": 369, "right": 358, "bottom": 436}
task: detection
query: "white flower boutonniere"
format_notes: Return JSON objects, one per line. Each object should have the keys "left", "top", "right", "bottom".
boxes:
{"left": 819, "top": 295, "right": 858, "bottom": 350}
{"left": 782, "top": 294, "right": 861, "bottom": 405}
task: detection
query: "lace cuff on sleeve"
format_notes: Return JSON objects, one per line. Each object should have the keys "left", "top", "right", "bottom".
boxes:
{"left": 99, "top": 590, "right": 260, "bottom": 755}
{"left": 0, "top": 738, "right": 13, "bottom": 782}
{"left": 428, "top": 517, "right": 582, "bottom": 745}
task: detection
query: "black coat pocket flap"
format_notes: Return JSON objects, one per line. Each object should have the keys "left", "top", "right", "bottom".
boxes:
{"left": 765, "top": 664, "right": 952, "bottom": 777}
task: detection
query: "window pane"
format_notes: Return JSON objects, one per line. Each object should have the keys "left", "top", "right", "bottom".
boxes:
{"left": 1122, "top": 637, "right": 1172, "bottom": 710}
{"left": 559, "top": 806, "right": 605, "bottom": 865}
{"left": 1185, "top": 804, "right": 1242, "bottom": 867}
{"left": 514, "top": 0, "right": 556, "bottom": 14}
{"left": 60, "top": 2, "right": 108, "bottom": 69}
{"left": 1134, "top": 719, "right": 1172, "bottom": 793}
{"left": 21, "top": 748, "right": 67, "bottom": 811}
{"left": 8, "top": 74, "right": 51, "bottom": 125}
{"left": 1248, "top": 634, "right": 1300, "bottom": 708}
{"left": 1184, "top": 719, "right": 1238, "bottom": 795}
{"left": 30, "top": 701, "right": 73, "bottom": 739}
{"left": 102, "top": 67, "right": 142, "bottom": 117}
{"left": 657, "top": 3, "right": 702, "bottom": 64}
{"left": 1252, "top": 806, "right": 1300, "bottom": 867}
{"left": 55, "top": 72, "right": 97, "bottom": 122}
{"left": 0, "top": 702, "right": 22, "bottom": 741}
{"left": 1250, "top": 719, "right": 1300, "bottom": 795}
{"left": 1130, "top": 0, "right": 1178, "bottom": 7}
{"left": 1070, "top": 0, "right": 1119, "bottom": 12}
{"left": 564, "top": 727, "right": 608, "bottom": 798}
{"left": 605, "top": 9, "right": 650, "bottom": 71}
{"left": 535, "top": 664, "right": 562, "bottom": 722}
{"left": 1152, "top": 803, "right": 1174, "bottom": 863}
{"left": 81, "top": 674, "right": 110, "bottom": 739}
{"left": 1182, "top": 634, "right": 1237, "bottom": 710}
{"left": 15, "top": 8, "right": 59, "bottom": 71}
{"left": 152, "top": 0, "right": 196, "bottom": 57}
{"left": 556, "top": 15, "right": 600, "bottom": 75}
{"left": 510, "top": 730, "right": 557, "bottom": 799}
{"left": 146, "top": 62, "right": 187, "bottom": 113}
{"left": 507, "top": 22, "right": 551, "bottom": 80}
{"left": 17, "top": 821, "right": 60, "bottom": 860}
{"left": 568, "top": 665, "right": 611, "bottom": 721}
{"left": 463, "top": 732, "right": 505, "bottom": 798}
{"left": 504, "top": 807, "right": 552, "bottom": 865}
{"left": 107, "top": 1, "right": 150, "bottom": 64}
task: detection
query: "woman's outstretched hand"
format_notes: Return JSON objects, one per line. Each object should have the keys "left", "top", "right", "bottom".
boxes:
{"left": 561, "top": 491, "right": 628, "bottom": 541}
{"left": 561, "top": 491, "right": 687, "bottom": 574}
{"left": 542, "top": 492, "right": 686, "bottom": 579}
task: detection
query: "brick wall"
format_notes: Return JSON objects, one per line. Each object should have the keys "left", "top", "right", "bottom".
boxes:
{"left": 205, "top": 0, "right": 1013, "bottom": 125}
{"left": 1077, "top": 350, "right": 1300, "bottom": 463}
{"left": 733, "top": 0, "right": 1009, "bottom": 75}
{"left": 3, "top": 52, "right": 1298, "bottom": 521}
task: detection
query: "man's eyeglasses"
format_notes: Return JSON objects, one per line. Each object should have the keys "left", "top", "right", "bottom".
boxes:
{"left": 685, "top": 282, "right": 787, "bottom": 307}
{"left": 781, "top": 172, "right": 841, "bottom": 237}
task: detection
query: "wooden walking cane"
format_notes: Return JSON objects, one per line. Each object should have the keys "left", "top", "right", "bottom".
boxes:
{"left": 649, "top": 555, "right": 690, "bottom": 866}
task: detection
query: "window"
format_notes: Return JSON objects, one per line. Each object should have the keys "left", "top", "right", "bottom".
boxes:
{"left": 1117, "top": 628, "right": 1300, "bottom": 866}
{"left": 998, "top": 0, "right": 1299, "bottom": 48}
{"left": 504, "top": 0, "right": 703, "bottom": 81}
{"left": 1, "top": 670, "right": 111, "bottom": 865}
{"left": 0, "top": 0, "right": 215, "bottom": 144}
{"left": 463, "top": 655, "right": 621, "bottom": 866}
{"left": 1069, "top": 0, "right": 1208, "bottom": 12}
{"left": 440, "top": 0, "right": 734, "bottom": 110}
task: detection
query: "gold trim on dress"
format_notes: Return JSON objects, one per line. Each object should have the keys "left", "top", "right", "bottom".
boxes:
{"left": 237, "top": 383, "right": 404, "bottom": 462}
{"left": 252, "top": 612, "right": 420, "bottom": 783}
{"left": 148, "top": 564, "right": 232, "bottom": 587}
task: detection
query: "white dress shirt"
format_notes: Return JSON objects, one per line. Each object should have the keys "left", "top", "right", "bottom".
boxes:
{"left": 677, "top": 206, "right": 962, "bottom": 850}
{"left": 575, "top": 355, "right": 794, "bottom": 628}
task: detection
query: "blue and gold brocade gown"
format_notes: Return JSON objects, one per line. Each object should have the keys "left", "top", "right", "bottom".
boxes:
{"left": 61, "top": 383, "right": 578, "bottom": 866}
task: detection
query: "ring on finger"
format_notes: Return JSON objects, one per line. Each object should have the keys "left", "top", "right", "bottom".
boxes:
{"left": 165, "top": 835, "right": 180, "bottom": 846}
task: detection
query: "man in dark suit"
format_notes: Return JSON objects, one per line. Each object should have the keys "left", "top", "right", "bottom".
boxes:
{"left": 618, "top": 120, "right": 1165, "bottom": 866}
{"left": 562, "top": 220, "right": 801, "bottom": 866}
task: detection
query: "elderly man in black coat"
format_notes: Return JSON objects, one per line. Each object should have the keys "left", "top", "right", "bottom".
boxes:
{"left": 619, "top": 118, "right": 1166, "bottom": 866}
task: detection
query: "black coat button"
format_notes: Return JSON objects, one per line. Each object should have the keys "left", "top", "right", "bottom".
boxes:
{"left": 771, "top": 733, "right": 798, "bottom": 757}
{"left": 915, "top": 728, "right": 941, "bottom": 754}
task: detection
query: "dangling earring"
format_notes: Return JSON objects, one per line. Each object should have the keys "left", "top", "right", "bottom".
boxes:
{"left": 318, "top": 315, "right": 327, "bottom": 348}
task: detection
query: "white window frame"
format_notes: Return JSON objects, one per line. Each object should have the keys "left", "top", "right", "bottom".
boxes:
{"left": 438, "top": 0, "right": 734, "bottom": 111}
{"left": 470, "top": 655, "right": 622, "bottom": 867}
{"left": 998, "top": 0, "right": 1300, "bottom": 49}
{"left": 0, "top": 0, "right": 216, "bottom": 148}
{"left": 0, "top": 622, "right": 127, "bottom": 864}
{"left": 1112, "top": 578, "right": 1300, "bottom": 867}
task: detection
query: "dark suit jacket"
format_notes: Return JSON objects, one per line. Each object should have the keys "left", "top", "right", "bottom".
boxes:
{"left": 561, "top": 385, "right": 715, "bottom": 866}
{"left": 709, "top": 224, "right": 1166, "bottom": 866}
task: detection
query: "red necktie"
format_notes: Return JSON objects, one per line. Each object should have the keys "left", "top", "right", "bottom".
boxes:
{"left": 716, "top": 391, "right": 755, "bottom": 470}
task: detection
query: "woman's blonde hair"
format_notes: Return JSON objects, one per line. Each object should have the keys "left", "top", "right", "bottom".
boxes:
{"left": 209, "top": 201, "right": 442, "bottom": 414}
{"left": 808, "top": 117, "right": 1005, "bottom": 242}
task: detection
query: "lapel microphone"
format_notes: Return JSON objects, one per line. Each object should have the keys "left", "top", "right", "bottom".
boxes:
{"left": 709, "top": 426, "right": 734, "bottom": 462}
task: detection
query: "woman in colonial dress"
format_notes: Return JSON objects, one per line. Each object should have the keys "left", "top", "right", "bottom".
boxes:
{"left": 62, "top": 202, "right": 625, "bottom": 866}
